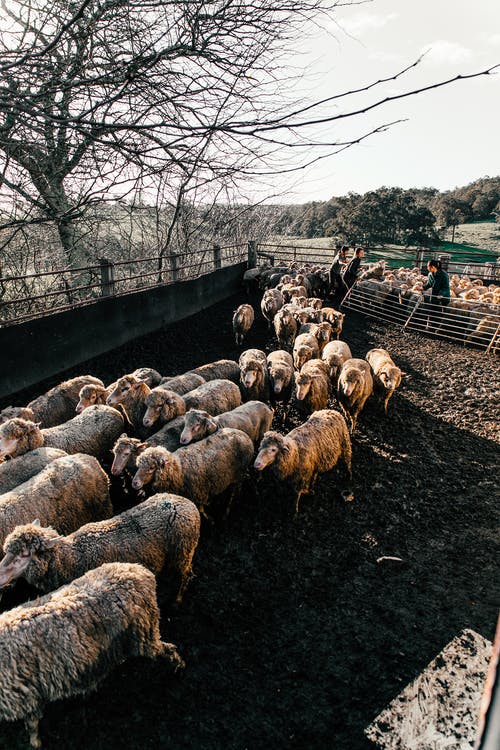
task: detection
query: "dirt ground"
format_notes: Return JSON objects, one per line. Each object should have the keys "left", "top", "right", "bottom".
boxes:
{"left": 0, "top": 290, "right": 498, "bottom": 750}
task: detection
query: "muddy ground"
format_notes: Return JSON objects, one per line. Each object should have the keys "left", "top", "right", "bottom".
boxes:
{"left": 0, "top": 291, "right": 498, "bottom": 750}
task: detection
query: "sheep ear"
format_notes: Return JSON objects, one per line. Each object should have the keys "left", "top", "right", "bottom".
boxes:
{"left": 29, "top": 422, "right": 42, "bottom": 432}
{"left": 44, "top": 536, "right": 63, "bottom": 549}
{"left": 136, "top": 442, "right": 148, "bottom": 452}
{"left": 207, "top": 417, "right": 218, "bottom": 432}
{"left": 282, "top": 442, "right": 290, "bottom": 454}
{"left": 32, "top": 519, "right": 41, "bottom": 527}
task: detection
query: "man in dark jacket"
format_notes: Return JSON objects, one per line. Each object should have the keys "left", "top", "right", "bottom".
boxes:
{"left": 422, "top": 258, "right": 451, "bottom": 332}
{"left": 343, "top": 247, "right": 365, "bottom": 289}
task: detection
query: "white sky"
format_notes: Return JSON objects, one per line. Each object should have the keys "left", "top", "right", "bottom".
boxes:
{"left": 263, "top": 0, "right": 500, "bottom": 203}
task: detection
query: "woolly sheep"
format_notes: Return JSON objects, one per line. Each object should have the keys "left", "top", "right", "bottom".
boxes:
{"left": 188, "top": 359, "right": 240, "bottom": 384}
{"left": 159, "top": 372, "right": 206, "bottom": 395}
{"left": 266, "top": 349, "right": 295, "bottom": 421}
{"left": 0, "top": 562, "right": 183, "bottom": 749}
{"left": 0, "top": 375, "right": 104, "bottom": 428}
{"left": 142, "top": 379, "right": 241, "bottom": 428}
{"left": 106, "top": 374, "right": 156, "bottom": 437}
{"left": 293, "top": 332, "right": 320, "bottom": 370}
{"left": 365, "top": 348, "right": 402, "bottom": 413}
{"left": 179, "top": 401, "right": 273, "bottom": 446}
{"left": 273, "top": 308, "right": 297, "bottom": 351}
{"left": 295, "top": 359, "right": 331, "bottom": 415}
{"left": 233, "top": 303, "right": 255, "bottom": 345}
{"left": 337, "top": 358, "right": 373, "bottom": 431}
{"left": 0, "top": 405, "right": 125, "bottom": 459}
{"left": 254, "top": 409, "right": 352, "bottom": 514}
{"left": 321, "top": 307, "right": 345, "bottom": 339}
{"left": 76, "top": 383, "right": 111, "bottom": 412}
{"left": 238, "top": 349, "right": 270, "bottom": 402}
{"left": 132, "top": 428, "right": 255, "bottom": 520}
{"left": 321, "top": 340, "right": 353, "bottom": 384}
{"left": 261, "top": 289, "right": 284, "bottom": 329}
{"left": 0, "top": 447, "right": 67, "bottom": 495}
{"left": 0, "top": 493, "right": 200, "bottom": 604}
{"left": 110, "top": 418, "right": 185, "bottom": 475}
{"left": 0, "top": 453, "right": 112, "bottom": 549}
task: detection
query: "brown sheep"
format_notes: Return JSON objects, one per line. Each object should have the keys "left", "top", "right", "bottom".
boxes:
{"left": 336, "top": 358, "right": 373, "bottom": 431}
{"left": 142, "top": 379, "right": 241, "bottom": 428}
{"left": 321, "top": 341, "right": 353, "bottom": 384}
{"left": 179, "top": 401, "right": 273, "bottom": 446}
{"left": 293, "top": 333, "right": 320, "bottom": 370}
{"left": 106, "top": 374, "right": 156, "bottom": 437}
{"left": 132, "top": 427, "right": 255, "bottom": 520}
{"left": 238, "top": 349, "right": 270, "bottom": 402}
{"left": 261, "top": 289, "right": 284, "bottom": 329}
{"left": 0, "top": 406, "right": 124, "bottom": 459}
{"left": 266, "top": 349, "right": 295, "bottom": 421}
{"left": 295, "top": 359, "right": 331, "bottom": 415}
{"left": 0, "top": 375, "right": 104, "bottom": 428}
{"left": 0, "top": 453, "right": 112, "bottom": 549}
{"left": 321, "top": 307, "right": 345, "bottom": 339}
{"left": 254, "top": 409, "right": 352, "bottom": 514}
{"left": 110, "top": 418, "right": 186, "bottom": 475}
{"left": 233, "top": 303, "right": 255, "bottom": 345}
{"left": 188, "top": 359, "right": 240, "bottom": 384}
{"left": 0, "top": 562, "right": 183, "bottom": 749}
{"left": 365, "top": 348, "right": 402, "bottom": 413}
{"left": 0, "top": 494, "right": 200, "bottom": 605}
{"left": 273, "top": 308, "right": 297, "bottom": 351}
{"left": 76, "top": 383, "right": 111, "bottom": 413}
{"left": 0, "top": 447, "right": 67, "bottom": 495}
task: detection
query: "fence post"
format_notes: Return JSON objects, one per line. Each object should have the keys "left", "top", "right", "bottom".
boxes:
{"left": 247, "top": 240, "right": 258, "bottom": 269}
{"left": 171, "top": 253, "right": 179, "bottom": 282}
{"left": 213, "top": 244, "right": 221, "bottom": 270}
{"left": 414, "top": 247, "right": 425, "bottom": 269}
{"left": 99, "top": 258, "right": 115, "bottom": 297}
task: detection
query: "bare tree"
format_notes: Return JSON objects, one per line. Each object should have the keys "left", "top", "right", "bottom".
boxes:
{"left": 0, "top": 0, "right": 497, "bottom": 280}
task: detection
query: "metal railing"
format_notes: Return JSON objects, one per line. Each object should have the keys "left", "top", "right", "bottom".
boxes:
{"left": 0, "top": 243, "right": 247, "bottom": 327}
{"left": 341, "top": 283, "right": 500, "bottom": 353}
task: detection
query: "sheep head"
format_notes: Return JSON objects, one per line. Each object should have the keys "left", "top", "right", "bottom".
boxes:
{"left": 254, "top": 431, "right": 288, "bottom": 470}
{"left": 241, "top": 360, "right": 263, "bottom": 389}
{"left": 295, "top": 371, "right": 313, "bottom": 400}
{"left": 143, "top": 388, "right": 180, "bottom": 426}
{"left": 76, "top": 384, "right": 107, "bottom": 413}
{"left": 180, "top": 409, "right": 217, "bottom": 445}
{"left": 107, "top": 374, "right": 149, "bottom": 406}
{"left": 339, "top": 368, "right": 364, "bottom": 397}
{"left": 0, "top": 521, "right": 62, "bottom": 588}
{"left": 111, "top": 434, "right": 145, "bottom": 475}
{"left": 0, "top": 418, "right": 42, "bottom": 458}
{"left": 378, "top": 365, "right": 402, "bottom": 392}
{"left": 133, "top": 446, "right": 172, "bottom": 489}
{"left": 0, "top": 406, "right": 36, "bottom": 425}
{"left": 293, "top": 345, "right": 314, "bottom": 371}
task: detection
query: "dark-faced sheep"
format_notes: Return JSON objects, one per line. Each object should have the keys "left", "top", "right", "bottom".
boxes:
{"left": 254, "top": 409, "right": 352, "bottom": 514}
{"left": 0, "top": 453, "right": 112, "bottom": 549}
{"left": 261, "top": 289, "right": 284, "bottom": 328}
{"left": 266, "top": 349, "right": 295, "bottom": 422}
{"left": 365, "top": 348, "right": 402, "bottom": 413}
{"left": 132, "top": 428, "right": 255, "bottom": 520}
{"left": 295, "top": 359, "right": 330, "bottom": 415}
{"left": 188, "top": 359, "right": 240, "bottom": 384}
{"left": 273, "top": 308, "right": 297, "bottom": 351}
{"left": 337, "top": 358, "right": 373, "bottom": 431}
{"left": 293, "top": 333, "right": 320, "bottom": 370}
{"left": 232, "top": 303, "right": 255, "bottom": 345}
{"left": 321, "top": 340, "right": 352, "bottom": 384}
{"left": 0, "top": 493, "right": 200, "bottom": 605}
{"left": 0, "top": 405, "right": 124, "bottom": 459}
{"left": 0, "top": 562, "right": 183, "bottom": 749}
{"left": 179, "top": 401, "right": 273, "bottom": 446}
{"left": 0, "top": 447, "right": 67, "bottom": 495}
{"left": 238, "top": 349, "right": 270, "bottom": 402}
{"left": 0, "top": 375, "right": 104, "bottom": 428}
{"left": 142, "top": 379, "right": 241, "bottom": 429}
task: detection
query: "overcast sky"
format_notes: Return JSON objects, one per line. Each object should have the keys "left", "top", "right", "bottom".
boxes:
{"left": 264, "top": 0, "right": 500, "bottom": 203}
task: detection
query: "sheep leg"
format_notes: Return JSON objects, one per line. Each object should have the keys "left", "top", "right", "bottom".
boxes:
{"left": 294, "top": 487, "right": 306, "bottom": 516}
{"left": 25, "top": 712, "right": 43, "bottom": 749}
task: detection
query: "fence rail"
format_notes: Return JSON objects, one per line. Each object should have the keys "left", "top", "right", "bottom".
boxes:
{"left": 0, "top": 243, "right": 247, "bottom": 327}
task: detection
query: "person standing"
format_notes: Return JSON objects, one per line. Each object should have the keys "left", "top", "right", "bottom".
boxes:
{"left": 343, "top": 247, "right": 365, "bottom": 290}
{"left": 329, "top": 245, "right": 348, "bottom": 301}
{"left": 422, "top": 258, "right": 451, "bottom": 331}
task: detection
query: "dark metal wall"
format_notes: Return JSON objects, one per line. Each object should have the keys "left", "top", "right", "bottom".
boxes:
{"left": 1, "top": 262, "right": 245, "bottom": 400}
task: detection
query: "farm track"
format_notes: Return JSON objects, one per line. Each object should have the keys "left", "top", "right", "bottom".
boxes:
{"left": 0, "top": 291, "right": 498, "bottom": 750}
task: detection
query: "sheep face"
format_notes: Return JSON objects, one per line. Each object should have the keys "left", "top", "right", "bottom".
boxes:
{"left": 378, "top": 365, "right": 402, "bottom": 393}
{"left": 241, "top": 363, "right": 262, "bottom": 389}
{"left": 317, "top": 322, "right": 333, "bottom": 343}
{"left": 180, "top": 410, "right": 216, "bottom": 445}
{"left": 294, "top": 346, "right": 314, "bottom": 371}
{"left": 132, "top": 448, "right": 168, "bottom": 489}
{"left": 0, "top": 522, "right": 59, "bottom": 588}
{"left": 269, "top": 368, "right": 287, "bottom": 395}
{"left": 142, "top": 392, "right": 164, "bottom": 427}
{"left": 111, "top": 435, "right": 143, "bottom": 475}
{"left": 76, "top": 385, "right": 99, "bottom": 413}
{"left": 339, "top": 369, "right": 363, "bottom": 397}
{"left": 254, "top": 433, "right": 285, "bottom": 470}
{"left": 107, "top": 375, "right": 143, "bottom": 406}
{"left": 295, "top": 373, "right": 312, "bottom": 401}
{"left": 0, "top": 419, "right": 37, "bottom": 458}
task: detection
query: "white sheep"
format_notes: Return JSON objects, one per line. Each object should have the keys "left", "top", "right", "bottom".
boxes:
{"left": 321, "top": 341, "right": 353, "bottom": 384}
{"left": 179, "top": 401, "right": 274, "bottom": 445}
{"left": 365, "top": 348, "right": 403, "bottom": 413}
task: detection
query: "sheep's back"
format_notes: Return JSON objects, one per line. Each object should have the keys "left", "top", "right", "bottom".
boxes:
{"left": 42, "top": 405, "right": 124, "bottom": 456}
{"left": 27, "top": 375, "right": 104, "bottom": 428}
{"left": 184, "top": 379, "right": 241, "bottom": 414}
{"left": 0, "top": 447, "right": 67, "bottom": 494}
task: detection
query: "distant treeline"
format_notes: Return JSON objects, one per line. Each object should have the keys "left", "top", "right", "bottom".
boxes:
{"left": 269, "top": 176, "right": 500, "bottom": 246}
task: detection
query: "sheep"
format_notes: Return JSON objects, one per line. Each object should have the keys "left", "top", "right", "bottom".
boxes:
{"left": 254, "top": 409, "right": 352, "bottom": 514}
{"left": 293, "top": 332, "right": 320, "bottom": 370}
{"left": 132, "top": 428, "right": 255, "bottom": 520}
{"left": 238, "top": 349, "right": 270, "bottom": 402}
{"left": 0, "top": 405, "right": 125, "bottom": 459}
{"left": 0, "top": 375, "right": 104, "bottom": 428}
{"left": 76, "top": 382, "right": 111, "bottom": 412}
{"left": 233, "top": 303, "right": 255, "bottom": 345}
{"left": 0, "top": 493, "right": 200, "bottom": 604}
{"left": 0, "top": 453, "right": 112, "bottom": 549}
{"left": 293, "top": 306, "right": 322, "bottom": 325}
{"left": 336, "top": 358, "right": 373, "bottom": 431}
{"left": 110, "top": 417, "right": 186, "bottom": 475}
{"left": 321, "top": 340, "right": 353, "bottom": 384}
{"left": 106, "top": 374, "right": 156, "bottom": 437}
{"left": 129, "top": 367, "right": 163, "bottom": 387}
{"left": 298, "top": 322, "right": 319, "bottom": 336}
{"left": 315, "top": 321, "right": 334, "bottom": 352}
{"left": 266, "top": 349, "right": 295, "bottom": 421}
{"left": 295, "top": 359, "right": 331, "bottom": 415}
{"left": 0, "top": 447, "right": 67, "bottom": 495}
{"left": 307, "top": 297, "right": 323, "bottom": 310}
{"left": 365, "top": 348, "right": 403, "bottom": 414}
{"left": 179, "top": 401, "right": 274, "bottom": 446}
{"left": 188, "top": 359, "right": 240, "bottom": 384}
{"left": 321, "top": 307, "right": 345, "bottom": 338}
{"left": 273, "top": 307, "right": 297, "bottom": 350}
{"left": 159, "top": 372, "right": 206, "bottom": 395}
{"left": 0, "top": 562, "right": 183, "bottom": 749}
{"left": 261, "top": 289, "right": 284, "bottom": 328}
{"left": 142, "top": 379, "right": 241, "bottom": 428}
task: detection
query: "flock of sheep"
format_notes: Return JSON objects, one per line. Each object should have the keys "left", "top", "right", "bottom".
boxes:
{"left": 0, "top": 263, "right": 403, "bottom": 748}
